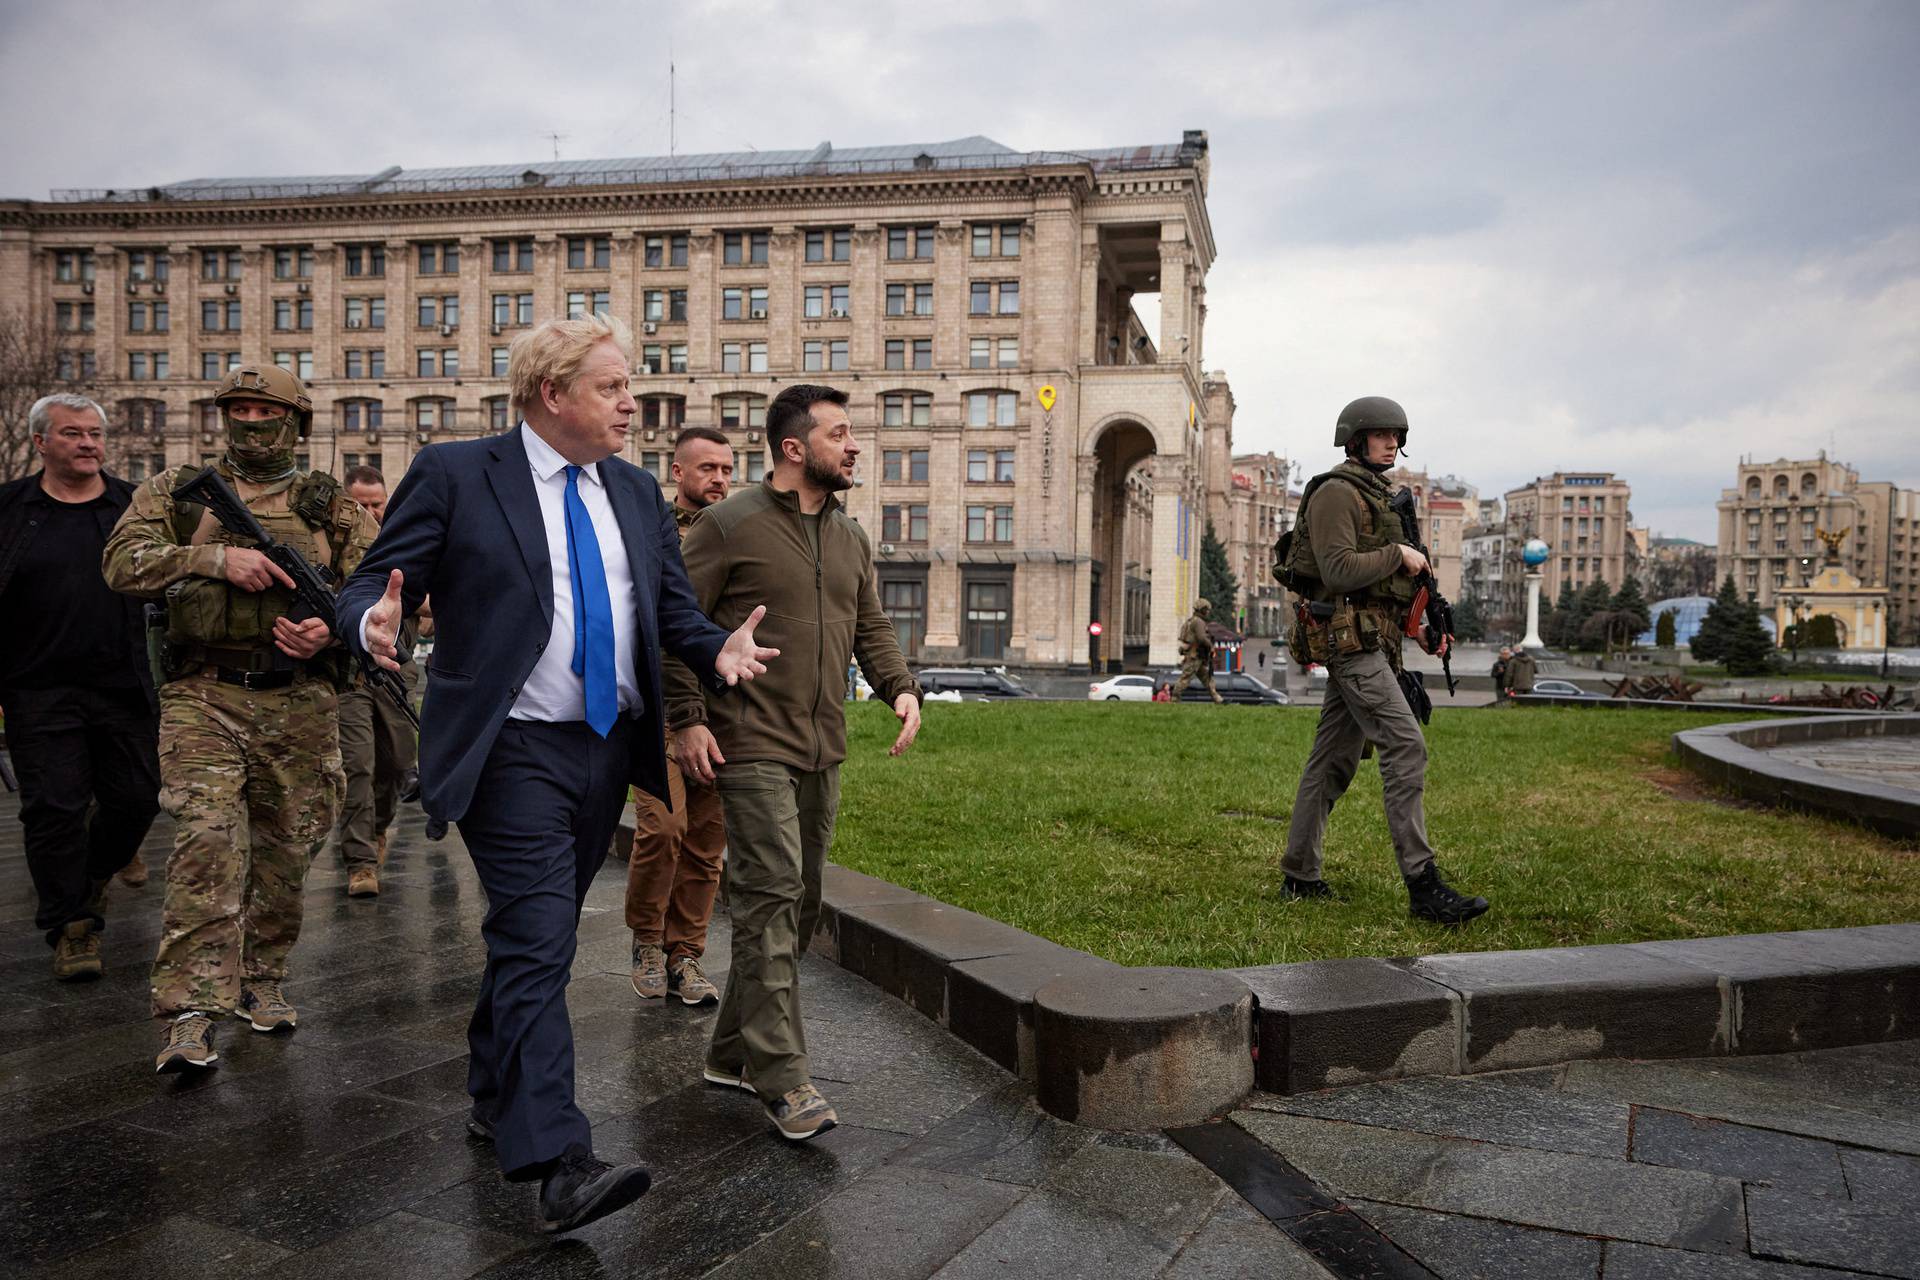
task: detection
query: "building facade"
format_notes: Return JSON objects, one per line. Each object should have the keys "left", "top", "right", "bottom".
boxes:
{"left": 1, "top": 133, "right": 1233, "bottom": 668}
{"left": 1715, "top": 454, "right": 1916, "bottom": 645}
{"left": 1225, "top": 450, "right": 1291, "bottom": 636}
{"left": 1501, "top": 471, "right": 1635, "bottom": 605}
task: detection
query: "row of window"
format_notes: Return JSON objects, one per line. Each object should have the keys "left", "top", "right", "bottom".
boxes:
{"left": 50, "top": 223, "right": 1029, "bottom": 289}
{"left": 880, "top": 448, "right": 1016, "bottom": 484}
{"left": 876, "top": 503, "right": 1015, "bottom": 544}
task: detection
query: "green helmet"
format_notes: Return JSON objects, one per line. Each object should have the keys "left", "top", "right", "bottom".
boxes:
{"left": 1333, "top": 396, "right": 1409, "bottom": 449}
{"left": 215, "top": 365, "right": 312, "bottom": 482}
{"left": 1193, "top": 597, "right": 1212, "bottom": 616}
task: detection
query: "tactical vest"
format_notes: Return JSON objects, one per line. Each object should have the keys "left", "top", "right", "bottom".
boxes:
{"left": 161, "top": 464, "right": 355, "bottom": 665}
{"left": 1279, "top": 461, "right": 1416, "bottom": 608}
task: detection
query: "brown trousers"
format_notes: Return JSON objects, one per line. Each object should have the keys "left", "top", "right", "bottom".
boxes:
{"left": 624, "top": 743, "right": 727, "bottom": 961}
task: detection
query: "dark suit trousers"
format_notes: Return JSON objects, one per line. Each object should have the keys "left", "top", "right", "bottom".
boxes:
{"left": 458, "top": 717, "right": 633, "bottom": 1180}
{"left": 4, "top": 684, "right": 160, "bottom": 943}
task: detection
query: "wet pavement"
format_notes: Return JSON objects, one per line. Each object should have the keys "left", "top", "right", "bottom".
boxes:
{"left": 1768, "top": 735, "right": 1920, "bottom": 788}
{"left": 3, "top": 789, "right": 1913, "bottom": 1277}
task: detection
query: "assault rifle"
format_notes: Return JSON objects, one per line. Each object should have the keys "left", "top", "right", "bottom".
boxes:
{"left": 0, "top": 747, "right": 16, "bottom": 793}
{"left": 1387, "top": 487, "right": 1457, "bottom": 700}
{"left": 171, "top": 467, "right": 418, "bottom": 731}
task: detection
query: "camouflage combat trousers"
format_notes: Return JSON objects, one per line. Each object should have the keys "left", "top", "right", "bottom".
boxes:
{"left": 1171, "top": 659, "right": 1221, "bottom": 701}
{"left": 150, "top": 671, "right": 344, "bottom": 1019}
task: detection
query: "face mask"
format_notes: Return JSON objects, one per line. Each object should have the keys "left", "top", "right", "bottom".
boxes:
{"left": 224, "top": 409, "right": 300, "bottom": 482}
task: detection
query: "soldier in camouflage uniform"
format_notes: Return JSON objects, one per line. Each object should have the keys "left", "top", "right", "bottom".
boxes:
{"left": 1170, "top": 598, "right": 1223, "bottom": 703}
{"left": 102, "top": 366, "right": 376, "bottom": 1073}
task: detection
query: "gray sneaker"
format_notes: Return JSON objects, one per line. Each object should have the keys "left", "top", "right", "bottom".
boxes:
{"left": 631, "top": 941, "right": 668, "bottom": 1000}
{"left": 156, "top": 1012, "right": 219, "bottom": 1073}
{"left": 239, "top": 980, "right": 297, "bottom": 1032}
{"left": 668, "top": 955, "right": 719, "bottom": 1007}
{"left": 701, "top": 1061, "right": 753, "bottom": 1092}
{"left": 767, "top": 1082, "right": 838, "bottom": 1142}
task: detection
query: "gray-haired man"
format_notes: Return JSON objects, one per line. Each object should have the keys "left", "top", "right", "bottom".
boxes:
{"left": 0, "top": 395, "right": 161, "bottom": 979}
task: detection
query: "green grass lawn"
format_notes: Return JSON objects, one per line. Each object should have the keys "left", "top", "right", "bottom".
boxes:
{"left": 832, "top": 701, "right": 1918, "bottom": 969}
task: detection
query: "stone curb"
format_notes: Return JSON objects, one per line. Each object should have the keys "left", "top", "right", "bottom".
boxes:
{"left": 1512, "top": 694, "right": 1897, "bottom": 715}
{"left": 1672, "top": 713, "right": 1920, "bottom": 837}
{"left": 615, "top": 825, "right": 1920, "bottom": 1125}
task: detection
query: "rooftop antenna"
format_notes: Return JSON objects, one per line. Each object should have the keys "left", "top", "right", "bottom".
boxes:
{"left": 669, "top": 48, "right": 676, "bottom": 157}
{"left": 544, "top": 132, "right": 568, "bottom": 161}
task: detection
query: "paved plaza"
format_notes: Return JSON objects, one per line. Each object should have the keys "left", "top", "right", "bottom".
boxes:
{"left": 2, "top": 793, "right": 1915, "bottom": 1277}
{"left": 1768, "top": 734, "right": 1920, "bottom": 788}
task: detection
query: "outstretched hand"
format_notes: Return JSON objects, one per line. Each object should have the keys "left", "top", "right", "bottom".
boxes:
{"left": 888, "top": 692, "right": 921, "bottom": 756}
{"left": 364, "top": 569, "right": 405, "bottom": 672}
{"left": 714, "top": 604, "right": 780, "bottom": 685}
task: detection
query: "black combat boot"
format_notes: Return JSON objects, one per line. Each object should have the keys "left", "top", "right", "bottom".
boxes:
{"left": 1281, "top": 875, "right": 1338, "bottom": 900}
{"left": 1405, "top": 864, "right": 1489, "bottom": 925}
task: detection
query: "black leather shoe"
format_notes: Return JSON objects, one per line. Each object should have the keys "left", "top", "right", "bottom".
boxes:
{"left": 1406, "top": 864, "right": 1490, "bottom": 925}
{"left": 466, "top": 1107, "right": 494, "bottom": 1141}
{"left": 1281, "top": 875, "right": 1338, "bottom": 900}
{"left": 398, "top": 767, "right": 421, "bottom": 805}
{"left": 537, "top": 1149, "right": 651, "bottom": 1234}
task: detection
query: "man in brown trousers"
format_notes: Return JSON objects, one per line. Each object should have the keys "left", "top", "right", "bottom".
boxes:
{"left": 628, "top": 428, "right": 734, "bottom": 1006}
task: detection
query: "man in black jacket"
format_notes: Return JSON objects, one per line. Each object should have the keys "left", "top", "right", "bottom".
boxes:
{"left": 0, "top": 395, "right": 160, "bottom": 980}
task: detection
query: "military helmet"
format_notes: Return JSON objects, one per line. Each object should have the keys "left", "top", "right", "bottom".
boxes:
{"left": 1333, "top": 396, "right": 1409, "bottom": 448}
{"left": 214, "top": 365, "right": 313, "bottom": 424}
{"left": 1194, "top": 597, "right": 1212, "bottom": 615}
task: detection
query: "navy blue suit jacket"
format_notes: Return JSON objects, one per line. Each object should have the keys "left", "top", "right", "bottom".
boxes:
{"left": 336, "top": 429, "right": 730, "bottom": 826}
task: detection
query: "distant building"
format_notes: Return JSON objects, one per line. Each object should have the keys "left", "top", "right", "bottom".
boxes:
{"left": 1226, "top": 450, "right": 1291, "bottom": 635}
{"left": 1384, "top": 466, "right": 1464, "bottom": 603}
{"left": 1645, "top": 535, "right": 1718, "bottom": 600}
{"left": 1502, "top": 472, "right": 1636, "bottom": 604}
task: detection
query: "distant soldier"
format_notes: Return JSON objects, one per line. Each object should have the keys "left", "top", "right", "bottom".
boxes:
{"left": 1276, "top": 396, "right": 1488, "bottom": 924}
{"left": 1503, "top": 647, "right": 1537, "bottom": 697}
{"left": 103, "top": 366, "right": 376, "bottom": 1072}
{"left": 1170, "top": 598, "right": 1223, "bottom": 703}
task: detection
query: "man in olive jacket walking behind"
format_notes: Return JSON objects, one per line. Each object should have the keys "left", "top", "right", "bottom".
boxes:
{"left": 669, "top": 384, "right": 922, "bottom": 1142}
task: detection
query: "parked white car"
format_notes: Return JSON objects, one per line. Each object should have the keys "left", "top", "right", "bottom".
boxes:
{"left": 1088, "top": 674, "right": 1158, "bottom": 701}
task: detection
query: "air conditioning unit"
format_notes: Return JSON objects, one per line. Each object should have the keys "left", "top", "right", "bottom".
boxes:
{"left": 642, "top": 321, "right": 657, "bottom": 334}
{"left": 749, "top": 308, "right": 768, "bottom": 320}
{"left": 416, "top": 430, "right": 432, "bottom": 444}
{"left": 81, "top": 282, "right": 94, "bottom": 295}
{"left": 747, "top": 430, "right": 761, "bottom": 444}
{"left": 224, "top": 283, "right": 237, "bottom": 296}
{"left": 153, "top": 281, "right": 166, "bottom": 295}
{"left": 296, "top": 282, "right": 310, "bottom": 294}
{"left": 879, "top": 542, "right": 896, "bottom": 555}
{"left": 828, "top": 308, "right": 848, "bottom": 319}
{"left": 439, "top": 323, "right": 454, "bottom": 337}
{"left": 490, "top": 323, "right": 503, "bottom": 336}
{"left": 126, "top": 281, "right": 139, "bottom": 295}
{"left": 364, "top": 431, "right": 380, "bottom": 444}
{"left": 346, "top": 319, "right": 362, "bottom": 329}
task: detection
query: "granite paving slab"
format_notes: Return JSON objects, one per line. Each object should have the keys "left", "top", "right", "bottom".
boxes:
{"left": 889, "top": 1080, "right": 1098, "bottom": 1186}
{"left": 1839, "top": 1147, "right": 1920, "bottom": 1212}
{"left": 1745, "top": 1183, "right": 1920, "bottom": 1277}
{"left": 1231, "top": 1109, "right": 1748, "bottom": 1252}
{"left": 1246, "top": 1073, "right": 1632, "bottom": 1159}
{"left": 1160, "top": 1206, "right": 1338, "bottom": 1279}
{"left": 1602, "top": 1240, "right": 1875, "bottom": 1279}
{"left": 1629, "top": 1107, "right": 1848, "bottom": 1196}
{"left": 37, "top": 1214, "right": 293, "bottom": 1280}
{"left": 1347, "top": 1199, "right": 1603, "bottom": 1280}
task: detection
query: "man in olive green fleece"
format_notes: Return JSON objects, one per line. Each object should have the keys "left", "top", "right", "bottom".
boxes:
{"left": 666, "top": 383, "right": 922, "bottom": 1142}
{"left": 1280, "top": 396, "right": 1488, "bottom": 925}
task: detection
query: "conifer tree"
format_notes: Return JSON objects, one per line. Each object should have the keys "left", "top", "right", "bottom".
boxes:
{"left": 1691, "top": 575, "right": 1744, "bottom": 665}
{"left": 1197, "top": 520, "right": 1239, "bottom": 626}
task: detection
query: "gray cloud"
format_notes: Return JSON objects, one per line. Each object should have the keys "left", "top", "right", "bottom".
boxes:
{"left": 3, "top": 0, "right": 1915, "bottom": 541}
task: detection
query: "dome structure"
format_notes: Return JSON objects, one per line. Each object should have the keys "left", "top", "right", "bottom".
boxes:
{"left": 1638, "top": 595, "right": 1777, "bottom": 647}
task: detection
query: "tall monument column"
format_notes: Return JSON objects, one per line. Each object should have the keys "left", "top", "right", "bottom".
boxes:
{"left": 1520, "top": 538, "right": 1550, "bottom": 651}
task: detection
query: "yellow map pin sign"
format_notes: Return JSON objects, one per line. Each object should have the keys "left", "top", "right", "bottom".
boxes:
{"left": 1037, "top": 385, "right": 1057, "bottom": 412}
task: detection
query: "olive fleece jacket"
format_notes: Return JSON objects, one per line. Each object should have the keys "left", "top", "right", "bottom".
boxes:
{"left": 664, "top": 480, "right": 921, "bottom": 772}
{"left": 1303, "top": 477, "right": 1407, "bottom": 597}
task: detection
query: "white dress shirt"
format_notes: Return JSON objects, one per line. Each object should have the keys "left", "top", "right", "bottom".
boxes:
{"left": 509, "top": 423, "right": 642, "bottom": 722}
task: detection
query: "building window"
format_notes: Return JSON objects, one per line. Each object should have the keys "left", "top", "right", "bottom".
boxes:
{"left": 881, "top": 579, "right": 925, "bottom": 656}
{"left": 491, "top": 292, "right": 535, "bottom": 326}
{"left": 201, "top": 351, "right": 239, "bottom": 379}
{"left": 485, "top": 396, "right": 511, "bottom": 430}
{"left": 121, "top": 399, "right": 166, "bottom": 433}
{"left": 341, "top": 349, "right": 385, "bottom": 379}
{"left": 343, "top": 243, "right": 387, "bottom": 277}
{"left": 997, "top": 337, "right": 1018, "bottom": 368}
{"left": 272, "top": 246, "right": 314, "bottom": 279}
{"left": 567, "top": 290, "right": 610, "bottom": 318}
{"left": 970, "top": 222, "right": 1023, "bottom": 258}
{"left": 199, "top": 250, "right": 241, "bottom": 280}
{"left": 492, "top": 238, "right": 535, "bottom": 272}
{"left": 201, "top": 300, "right": 242, "bottom": 332}
{"left": 344, "top": 296, "right": 386, "bottom": 330}
{"left": 642, "top": 234, "right": 689, "bottom": 268}
{"left": 717, "top": 394, "right": 766, "bottom": 430}
{"left": 721, "top": 230, "right": 770, "bottom": 265}
{"left": 966, "top": 390, "right": 1018, "bottom": 427}
{"left": 640, "top": 396, "right": 685, "bottom": 431}
{"left": 55, "top": 301, "right": 94, "bottom": 333}
{"left": 272, "top": 298, "right": 314, "bottom": 331}
{"left": 804, "top": 284, "right": 851, "bottom": 318}
{"left": 416, "top": 242, "right": 459, "bottom": 274}
{"left": 805, "top": 227, "right": 852, "bottom": 262}
{"left": 566, "top": 235, "right": 612, "bottom": 270}
{"left": 125, "top": 250, "right": 169, "bottom": 282}
{"left": 55, "top": 249, "right": 97, "bottom": 282}
{"left": 273, "top": 350, "right": 314, "bottom": 379}
{"left": 413, "top": 397, "right": 455, "bottom": 431}
{"left": 885, "top": 339, "right": 933, "bottom": 370}
{"left": 416, "top": 348, "right": 459, "bottom": 378}
{"left": 973, "top": 336, "right": 1021, "bottom": 369}
{"left": 970, "top": 280, "right": 1020, "bottom": 316}
{"left": 802, "top": 339, "right": 849, "bottom": 372}
{"left": 967, "top": 504, "right": 1014, "bottom": 542}
{"left": 887, "top": 225, "right": 936, "bottom": 260}
{"left": 127, "top": 301, "right": 169, "bottom": 333}
{"left": 720, "top": 342, "right": 767, "bottom": 373}
{"left": 882, "top": 504, "right": 930, "bottom": 543}
{"left": 886, "top": 282, "right": 934, "bottom": 317}
{"left": 127, "top": 351, "right": 169, "bottom": 380}
{"left": 722, "top": 286, "right": 770, "bottom": 320}
{"left": 882, "top": 392, "right": 932, "bottom": 427}
{"left": 964, "top": 579, "right": 1012, "bottom": 659}
{"left": 55, "top": 350, "right": 98, "bottom": 379}
{"left": 417, "top": 295, "right": 460, "bottom": 328}
{"left": 968, "top": 448, "right": 1015, "bottom": 482}
{"left": 881, "top": 448, "right": 930, "bottom": 482}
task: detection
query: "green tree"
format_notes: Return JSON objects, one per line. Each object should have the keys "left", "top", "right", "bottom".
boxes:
{"left": 1803, "top": 613, "right": 1839, "bottom": 648}
{"left": 1544, "top": 580, "right": 1577, "bottom": 647}
{"left": 1723, "top": 602, "right": 1777, "bottom": 676}
{"left": 1655, "top": 608, "right": 1677, "bottom": 648}
{"left": 1691, "top": 575, "right": 1744, "bottom": 665}
{"left": 1197, "top": 519, "right": 1239, "bottom": 625}
{"left": 1610, "top": 578, "right": 1653, "bottom": 639}
{"left": 1451, "top": 593, "right": 1487, "bottom": 641}
{"left": 1567, "top": 578, "right": 1612, "bottom": 651}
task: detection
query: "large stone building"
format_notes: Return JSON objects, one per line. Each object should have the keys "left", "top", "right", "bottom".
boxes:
{"left": 1, "top": 132, "right": 1236, "bottom": 668}
{"left": 1225, "top": 450, "right": 1292, "bottom": 636}
{"left": 1502, "top": 471, "right": 1635, "bottom": 605}
{"left": 1715, "top": 454, "right": 1917, "bottom": 645}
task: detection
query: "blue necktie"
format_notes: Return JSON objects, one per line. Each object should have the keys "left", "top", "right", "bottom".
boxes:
{"left": 563, "top": 465, "right": 617, "bottom": 737}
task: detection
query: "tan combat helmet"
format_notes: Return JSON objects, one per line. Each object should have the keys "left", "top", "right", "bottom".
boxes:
{"left": 215, "top": 364, "right": 313, "bottom": 480}
{"left": 1194, "top": 597, "right": 1212, "bottom": 616}
{"left": 214, "top": 364, "right": 313, "bottom": 423}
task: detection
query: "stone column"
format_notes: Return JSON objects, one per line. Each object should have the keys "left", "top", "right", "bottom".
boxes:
{"left": 1157, "top": 225, "right": 1190, "bottom": 363}
{"left": 1149, "top": 463, "right": 1192, "bottom": 667}
{"left": 1522, "top": 572, "right": 1545, "bottom": 651}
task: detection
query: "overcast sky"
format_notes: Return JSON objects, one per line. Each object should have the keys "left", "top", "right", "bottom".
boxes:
{"left": 4, "top": 0, "right": 1915, "bottom": 541}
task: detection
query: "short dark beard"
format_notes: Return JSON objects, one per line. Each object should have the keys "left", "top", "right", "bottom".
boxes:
{"left": 802, "top": 444, "right": 852, "bottom": 493}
